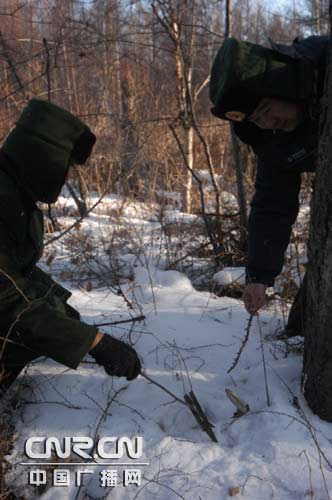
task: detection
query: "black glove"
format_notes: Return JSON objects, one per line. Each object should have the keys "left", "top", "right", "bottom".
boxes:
{"left": 89, "top": 335, "right": 141, "bottom": 381}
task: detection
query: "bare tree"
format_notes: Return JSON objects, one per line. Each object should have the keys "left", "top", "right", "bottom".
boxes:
{"left": 225, "top": 0, "right": 248, "bottom": 251}
{"left": 151, "top": 0, "right": 196, "bottom": 213}
{"left": 302, "top": 10, "right": 331, "bottom": 420}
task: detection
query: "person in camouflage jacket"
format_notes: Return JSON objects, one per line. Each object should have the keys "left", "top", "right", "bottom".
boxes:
{"left": 0, "top": 99, "right": 141, "bottom": 397}
{"left": 210, "top": 35, "right": 329, "bottom": 335}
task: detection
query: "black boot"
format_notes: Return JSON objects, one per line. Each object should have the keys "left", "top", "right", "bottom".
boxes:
{"left": 280, "top": 273, "right": 307, "bottom": 339}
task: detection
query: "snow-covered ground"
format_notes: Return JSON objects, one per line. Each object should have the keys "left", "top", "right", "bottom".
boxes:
{"left": 4, "top": 194, "right": 332, "bottom": 500}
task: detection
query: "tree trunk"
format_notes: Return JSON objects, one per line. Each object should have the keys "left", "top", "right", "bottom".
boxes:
{"left": 120, "top": 77, "right": 140, "bottom": 196}
{"left": 172, "top": 7, "right": 195, "bottom": 214}
{"left": 302, "top": 35, "right": 332, "bottom": 420}
{"left": 225, "top": 0, "right": 248, "bottom": 250}
{"left": 183, "top": 125, "right": 194, "bottom": 213}
{"left": 225, "top": 0, "right": 232, "bottom": 38}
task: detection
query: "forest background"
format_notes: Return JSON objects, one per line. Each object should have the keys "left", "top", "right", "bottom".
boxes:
{"left": 0, "top": 0, "right": 329, "bottom": 272}
{"left": 1, "top": 1, "right": 332, "bottom": 499}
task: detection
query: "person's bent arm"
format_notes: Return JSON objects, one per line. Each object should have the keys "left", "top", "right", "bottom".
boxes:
{"left": 0, "top": 226, "right": 140, "bottom": 378}
{"left": 243, "top": 157, "right": 301, "bottom": 314}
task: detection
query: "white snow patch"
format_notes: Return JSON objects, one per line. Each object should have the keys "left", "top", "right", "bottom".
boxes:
{"left": 213, "top": 267, "right": 246, "bottom": 286}
{"left": 3, "top": 195, "right": 331, "bottom": 500}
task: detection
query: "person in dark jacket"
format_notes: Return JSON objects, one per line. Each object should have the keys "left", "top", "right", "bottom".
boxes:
{"left": 0, "top": 99, "right": 141, "bottom": 397}
{"left": 209, "top": 35, "right": 329, "bottom": 334}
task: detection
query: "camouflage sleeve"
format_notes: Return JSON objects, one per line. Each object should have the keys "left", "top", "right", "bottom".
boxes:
{"left": 0, "top": 224, "right": 97, "bottom": 370}
{"left": 246, "top": 157, "right": 301, "bottom": 286}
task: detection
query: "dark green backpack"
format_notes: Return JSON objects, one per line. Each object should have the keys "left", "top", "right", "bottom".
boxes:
{"left": 210, "top": 37, "right": 314, "bottom": 121}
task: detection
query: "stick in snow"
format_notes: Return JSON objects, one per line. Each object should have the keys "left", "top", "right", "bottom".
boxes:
{"left": 94, "top": 315, "right": 146, "bottom": 327}
{"left": 228, "top": 315, "right": 254, "bottom": 373}
{"left": 140, "top": 371, "right": 218, "bottom": 443}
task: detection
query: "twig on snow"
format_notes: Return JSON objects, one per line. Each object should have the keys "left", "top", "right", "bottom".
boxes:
{"left": 140, "top": 370, "right": 217, "bottom": 443}
{"left": 257, "top": 316, "right": 271, "bottom": 406}
{"left": 299, "top": 450, "right": 314, "bottom": 500}
{"left": 228, "top": 314, "right": 254, "bottom": 373}
{"left": 94, "top": 315, "right": 145, "bottom": 327}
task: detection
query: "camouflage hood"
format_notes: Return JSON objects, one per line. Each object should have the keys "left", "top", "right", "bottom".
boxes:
{"left": 2, "top": 99, "right": 96, "bottom": 203}
{"left": 209, "top": 37, "right": 316, "bottom": 122}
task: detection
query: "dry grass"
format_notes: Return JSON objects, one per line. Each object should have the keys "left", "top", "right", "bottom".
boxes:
{"left": 0, "top": 414, "right": 15, "bottom": 499}
{"left": 0, "top": 378, "right": 24, "bottom": 500}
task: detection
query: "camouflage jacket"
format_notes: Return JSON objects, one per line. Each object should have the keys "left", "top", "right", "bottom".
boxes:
{"left": 234, "top": 35, "right": 329, "bottom": 286}
{"left": 0, "top": 104, "right": 97, "bottom": 370}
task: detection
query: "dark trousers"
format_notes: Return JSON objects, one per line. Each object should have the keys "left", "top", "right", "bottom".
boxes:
{"left": 286, "top": 272, "right": 307, "bottom": 335}
{"left": 0, "top": 303, "right": 81, "bottom": 398}
{"left": 0, "top": 329, "right": 39, "bottom": 398}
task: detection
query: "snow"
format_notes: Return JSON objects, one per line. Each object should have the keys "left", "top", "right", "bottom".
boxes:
{"left": 163, "top": 209, "right": 200, "bottom": 224}
{"left": 3, "top": 195, "right": 332, "bottom": 500}
{"left": 213, "top": 267, "right": 246, "bottom": 287}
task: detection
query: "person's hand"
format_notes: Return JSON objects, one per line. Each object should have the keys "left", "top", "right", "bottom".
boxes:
{"left": 242, "top": 283, "right": 268, "bottom": 315}
{"left": 89, "top": 334, "right": 141, "bottom": 381}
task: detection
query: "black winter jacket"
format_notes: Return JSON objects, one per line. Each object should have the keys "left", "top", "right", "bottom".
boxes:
{"left": 234, "top": 36, "right": 329, "bottom": 286}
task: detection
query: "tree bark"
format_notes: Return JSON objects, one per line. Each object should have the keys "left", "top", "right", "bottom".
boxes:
{"left": 225, "top": 0, "right": 248, "bottom": 250}
{"left": 184, "top": 125, "right": 194, "bottom": 213}
{"left": 302, "top": 37, "right": 332, "bottom": 420}
{"left": 225, "top": 0, "right": 232, "bottom": 38}
{"left": 152, "top": 1, "right": 196, "bottom": 213}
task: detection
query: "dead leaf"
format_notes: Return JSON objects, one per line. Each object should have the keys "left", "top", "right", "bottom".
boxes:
{"left": 86, "top": 281, "right": 93, "bottom": 292}
{"left": 228, "top": 486, "right": 240, "bottom": 496}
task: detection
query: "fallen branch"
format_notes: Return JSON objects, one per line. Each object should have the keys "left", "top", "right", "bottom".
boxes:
{"left": 184, "top": 391, "right": 218, "bottom": 443}
{"left": 140, "top": 371, "right": 217, "bottom": 443}
{"left": 140, "top": 371, "right": 186, "bottom": 406}
{"left": 94, "top": 315, "right": 146, "bottom": 327}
